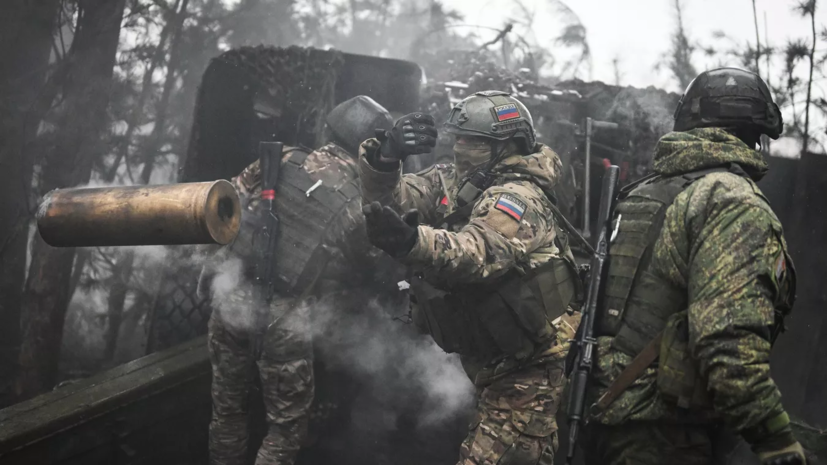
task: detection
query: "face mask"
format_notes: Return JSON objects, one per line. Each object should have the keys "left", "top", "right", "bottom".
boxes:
{"left": 453, "top": 141, "right": 491, "bottom": 179}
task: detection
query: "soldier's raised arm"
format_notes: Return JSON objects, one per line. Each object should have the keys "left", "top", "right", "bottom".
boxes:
{"left": 358, "top": 113, "right": 441, "bottom": 224}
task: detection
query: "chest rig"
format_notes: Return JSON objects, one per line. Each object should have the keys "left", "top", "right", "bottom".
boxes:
{"left": 232, "top": 147, "right": 361, "bottom": 297}
{"left": 593, "top": 164, "right": 796, "bottom": 411}
{"left": 409, "top": 170, "right": 581, "bottom": 363}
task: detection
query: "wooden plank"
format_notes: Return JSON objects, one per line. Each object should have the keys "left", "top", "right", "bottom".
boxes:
{"left": 0, "top": 375, "right": 211, "bottom": 465}
{"left": 0, "top": 336, "right": 206, "bottom": 422}
{"left": 0, "top": 336, "right": 209, "bottom": 456}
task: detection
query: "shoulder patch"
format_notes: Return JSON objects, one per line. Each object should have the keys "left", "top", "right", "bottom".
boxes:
{"left": 495, "top": 194, "right": 526, "bottom": 221}
{"left": 494, "top": 103, "right": 520, "bottom": 121}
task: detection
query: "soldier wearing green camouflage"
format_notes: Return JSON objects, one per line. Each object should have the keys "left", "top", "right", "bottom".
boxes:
{"left": 582, "top": 68, "right": 804, "bottom": 465}
{"left": 360, "top": 91, "right": 582, "bottom": 465}
{"left": 201, "top": 96, "right": 393, "bottom": 465}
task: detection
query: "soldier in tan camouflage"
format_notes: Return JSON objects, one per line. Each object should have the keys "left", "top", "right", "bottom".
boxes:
{"left": 200, "top": 96, "right": 393, "bottom": 465}
{"left": 582, "top": 68, "right": 807, "bottom": 465}
{"left": 360, "top": 91, "right": 582, "bottom": 465}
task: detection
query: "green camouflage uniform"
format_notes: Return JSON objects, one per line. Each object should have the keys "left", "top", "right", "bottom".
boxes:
{"left": 583, "top": 128, "right": 797, "bottom": 465}
{"left": 359, "top": 138, "right": 580, "bottom": 465}
{"left": 206, "top": 143, "right": 373, "bottom": 465}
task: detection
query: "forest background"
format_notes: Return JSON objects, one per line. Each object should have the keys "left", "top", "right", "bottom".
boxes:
{"left": 0, "top": 0, "right": 825, "bottom": 406}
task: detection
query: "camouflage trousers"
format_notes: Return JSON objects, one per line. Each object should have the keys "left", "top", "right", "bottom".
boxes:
{"left": 208, "top": 294, "right": 313, "bottom": 465}
{"left": 458, "top": 360, "right": 566, "bottom": 465}
{"left": 581, "top": 422, "right": 718, "bottom": 465}
{"left": 457, "top": 313, "right": 579, "bottom": 465}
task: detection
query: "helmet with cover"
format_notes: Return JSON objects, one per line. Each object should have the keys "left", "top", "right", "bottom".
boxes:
{"left": 673, "top": 67, "right": 782, "bottom": 140}
{"left": 444, "top": 90, "right": 536, "bottom": 153}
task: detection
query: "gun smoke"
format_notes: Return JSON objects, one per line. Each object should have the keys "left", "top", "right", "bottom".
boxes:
{"left": 206, "top": 250, "right": 475, "bottom": 438}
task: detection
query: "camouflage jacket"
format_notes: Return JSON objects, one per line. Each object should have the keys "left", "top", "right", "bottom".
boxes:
{"left": 588, "top": 128, "right": 796, "bottom": 442}
{"left": 358, "top": 138, "right": 574, "bottom": 283}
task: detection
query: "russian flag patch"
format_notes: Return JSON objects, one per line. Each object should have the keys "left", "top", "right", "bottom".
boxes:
{"left": 495, "top": 194, "right": 526, "bottom": 221}
{"left": 494, "top": 103, "right": 520, "bottom": 121}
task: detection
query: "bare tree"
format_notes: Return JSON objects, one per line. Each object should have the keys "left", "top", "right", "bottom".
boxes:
{"left": 0, "top": 0, "right": 62, "bottom": 404}
{"left": 797, "top": 0, "right": 818, "bottom": 154}
{"left": 667, "top": 0, "right": 697, "bottom": 90}
{"left": 14, "top": 0, "right": 127, "bottom": 400}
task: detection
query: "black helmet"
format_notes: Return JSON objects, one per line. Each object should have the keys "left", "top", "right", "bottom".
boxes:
{"left": 673, "top": 67, "right": 783, "bottom": 139}
{"left": 444, "top": 90, "right": 536, "bottom": 152}
{"left": 326, "top": 95, "right": 393, "bottom": 154}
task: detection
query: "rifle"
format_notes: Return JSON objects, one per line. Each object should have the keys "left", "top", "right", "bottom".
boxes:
{"left": 256, "top": 141, "right": 284, "bottom": 302}
{"left": 565, "top": 165, "right": 620, "bottom": 465}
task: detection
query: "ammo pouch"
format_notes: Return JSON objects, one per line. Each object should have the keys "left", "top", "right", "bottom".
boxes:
{"left": 657, "top": 310, "right": 712, "bottom": 409}
{"left": 410, "top": 258, "right": 578, "bottom": 360}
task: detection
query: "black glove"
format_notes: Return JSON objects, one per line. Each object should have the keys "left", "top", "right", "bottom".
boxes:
{"left": 362, "top": 201, "right": 419, "bottom": 258}
{"left": 375, "top": 113, "right": 437, "bottom": 165}
{"left": 757, "top": 439, "right": 807, "bottom": 465}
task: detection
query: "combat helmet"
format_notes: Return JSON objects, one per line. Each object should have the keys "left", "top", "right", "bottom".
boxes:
{"left": 326, "top": 95, "right": 393, "bottom": 155}
{"left": 444, "top": 91, "right": 536, "bottom": 152}
{"left": 673, "top": 67, "right": 783, "bottom": 139}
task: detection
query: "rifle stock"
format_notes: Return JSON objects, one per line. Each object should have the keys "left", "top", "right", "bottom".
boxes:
{"left": 565, "top": 165, "right": 620, "bottom": 464}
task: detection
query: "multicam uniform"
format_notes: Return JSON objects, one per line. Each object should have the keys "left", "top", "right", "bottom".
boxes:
{"left": 583, "top": 128, "right": 797, "bottom": 464}
{"left": 360, "top": 138, "right": 581, "bottom": 465}
{"left": 205, "top": 143, "right": 373, "bottom": 465}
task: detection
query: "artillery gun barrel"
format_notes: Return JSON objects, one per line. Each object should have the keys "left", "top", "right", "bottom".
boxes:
{"left": 37, "top": 180, "right": 241, "bottom": 247}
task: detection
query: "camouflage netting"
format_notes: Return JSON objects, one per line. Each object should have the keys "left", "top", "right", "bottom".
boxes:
{"left": 182, "top": 45, "right": 345, "bottom": 183}
{"left": 212, "top": 45, "right": 345, "bottom": 148}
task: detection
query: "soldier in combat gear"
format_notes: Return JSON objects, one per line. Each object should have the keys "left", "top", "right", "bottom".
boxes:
{"left": 581, "top": 68, "right": 805, "bottom": 465}
{"left": 360, "top": 91, "right": 582, "bottom": 465}
{"left": 200, "top": 95, "right": 393, "bottom": 465}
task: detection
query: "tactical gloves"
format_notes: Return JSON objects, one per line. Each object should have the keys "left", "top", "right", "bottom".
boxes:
{"left": 362, "top": 201, "right": 419, "bottom": 258}
{"left": 374, "top": 113, "right": 437, "bottom": 167}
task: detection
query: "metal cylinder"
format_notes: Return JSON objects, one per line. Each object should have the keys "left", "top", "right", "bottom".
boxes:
{"left": 37, "top": 180, "right": 241, "bottom": 247}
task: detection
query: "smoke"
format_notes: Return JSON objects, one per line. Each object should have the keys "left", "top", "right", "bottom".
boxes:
{"left": 202, "top": 250, "right": 476, "bottom": 429}
{"left": 205, "top": 256, "right": 258, "bottom": 332}
{"left": 309, "top": 294, "right": 475, "bottom": 429}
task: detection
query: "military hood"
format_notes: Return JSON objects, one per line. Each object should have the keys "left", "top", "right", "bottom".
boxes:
{"left": 653, "top": 127, "right": 768, "bottom": 180}
{"left": 490, "top": 143, "right": 562, "bottom": 195}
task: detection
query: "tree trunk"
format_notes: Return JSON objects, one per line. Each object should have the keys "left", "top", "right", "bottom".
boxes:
{"left": 139, "top": 0, "right": 190, "bottom": 185}
{"left": 14, "top": 0, "right": 127, "bottom": 401}
{"left": 0, "top": 0, "right": 61, "bottom": 406}
{"left": 102, "top": 251, "right": 134, "bottom": 367}
{"left": 802, "top": 1, "right": 817, "bottom": 155}
{"left": 103, "top": 0, "right": 181, "bottom": 183}
{"left": 100, "top": 0, "right": 189, "bottom": 368}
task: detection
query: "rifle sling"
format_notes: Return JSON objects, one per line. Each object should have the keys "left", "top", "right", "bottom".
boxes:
{"left": 593, "top": 330, "right": 663, "bottom": 412}
{"left": 439, "top": 202, "right": 476, "bottom": 228}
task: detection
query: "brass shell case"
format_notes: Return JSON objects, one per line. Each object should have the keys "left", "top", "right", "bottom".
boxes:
{"left": 36, "top": 180, "right": 241, "bottom": 247}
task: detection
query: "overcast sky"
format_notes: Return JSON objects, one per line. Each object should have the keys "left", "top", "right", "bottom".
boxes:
{"left": 450, "top": 0, "right": 826, "bottom": 92}
{"left": 445, "top": 0, "right": 826, "bottom": 153}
